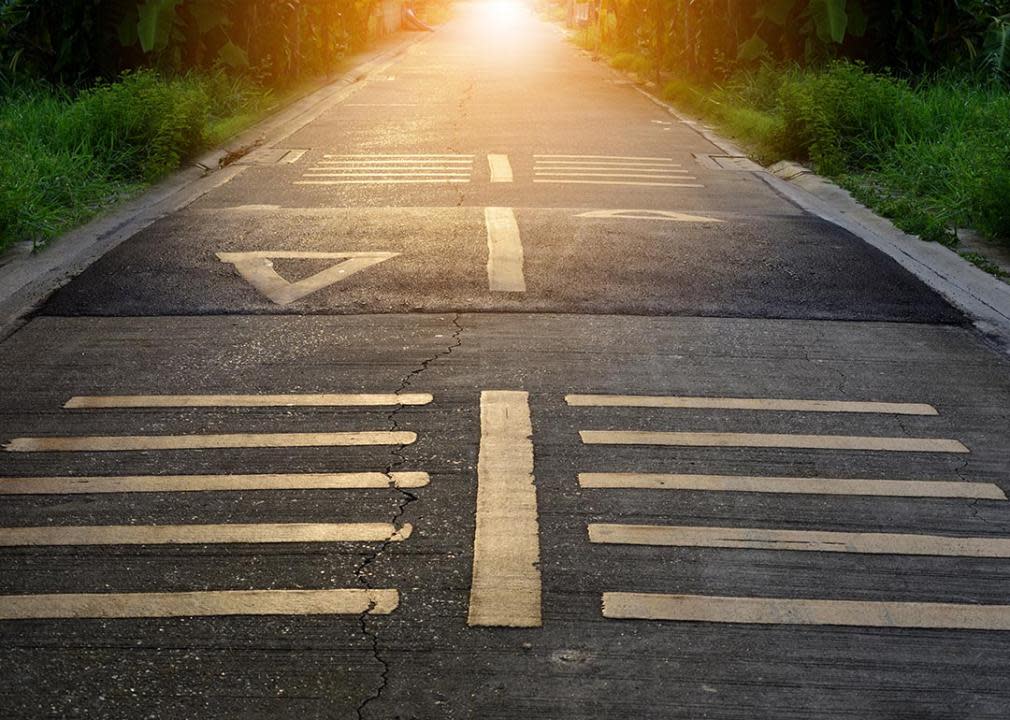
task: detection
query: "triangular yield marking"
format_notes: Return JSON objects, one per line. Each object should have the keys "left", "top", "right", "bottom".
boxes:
{"left": 216, "top": 251, "right": 399, "bottom": 305}
{"left": 575, "top": 209, "right": 722, "bottom": 223}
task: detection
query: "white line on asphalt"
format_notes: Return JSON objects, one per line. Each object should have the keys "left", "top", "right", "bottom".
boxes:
{"left": 534, "top": 180, "right": 705, "bottom": 188}
{"left": 580, "top": 431, "right": 969, "bottom": 453}
{"left": 468, "top": 391, "right": 542, "bottom": 627}
{"left": 314, "top": 160, "right": 473, "bottom": 165}
{"left": 302, "top": 173, "right": 472, "bottom": 178}
{"left": 323, "top": 154, "right": 475, "bottom": 158}
{"left": 66, "top": 393, "right": 433, "bottom": 408}
{"left": 0, "top": 472, "right": 431, "bottom": 495}
{"left": 566, "top": 394, "right": 939, "bottom": 415}
{"left": 295, "top": 179, "right": 471, "bottom": 185}
{"left": 534, "top": 155, "right": 674, "bottom": 160}
{"left": 217, "top": 251, "right": 399, "bottom": 305}
{"left": 589, "top": 524, "right": 1010, "bottom": 557}
{"left": 0, "top": 523, "right": 413, "bottom": 546}
{"left": 488, "top": 154, "right": 514, "bottom": 183}
{"left": 0, "top": 589, "right": 399, "bottom": 620}
{"left": 534, "top": 161, "right": 682, "bottom": 167}
{"left": 602, "top": 593, "right": 1010, "bottom": 629}
{"left": 484, "top": 207, "right": 526, "bottom": 293}
{"left": 537, "top": 170, "right": 694, "bottom": 177}
{"left": 578, "top": 473, "right": 1006, "bottom": 499}
{"left": 535, "top": 168, "right": 692, "bottom": 175}
{"left": 4, "top": 431, "right": 416, "bottom": 452}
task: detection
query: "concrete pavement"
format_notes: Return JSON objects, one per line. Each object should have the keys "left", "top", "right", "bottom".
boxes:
{"left": 2, "top": 2, "right": 1010, "bottom": 718}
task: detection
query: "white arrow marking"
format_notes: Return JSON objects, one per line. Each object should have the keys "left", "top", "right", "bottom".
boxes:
{"left": 575, "top": 209, "right": 722, "bottom": 223}
{"left": 216, "top": 251, "right": 398, "bottom": 305}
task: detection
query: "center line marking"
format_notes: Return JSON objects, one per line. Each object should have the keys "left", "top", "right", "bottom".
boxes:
{"left": 589, "top": 524, "right": 1010, "bottom": 558}
{"left": 0, "top": 589, "right": 399, "bottom": 620}
{"left": 484, "top": 207, "right": 526, "bottom": 292}
{"left": 488, "top": 154, "right": 514, "bottom": 182}
{"left": 0, "top": 522, "right": 413, "bottom": 546}
{"left": 4, "top": 431, "right": 415, "bottom": 453}
{"left": 468, "top": 390, "right": 541, "bottom": 627}
{"left": 580, "top": 431, "right": 969, "bottom": 453}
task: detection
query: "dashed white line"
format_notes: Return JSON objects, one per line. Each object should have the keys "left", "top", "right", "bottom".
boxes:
{"left": 484, "top": 207, "right": 526, "bottom": 292}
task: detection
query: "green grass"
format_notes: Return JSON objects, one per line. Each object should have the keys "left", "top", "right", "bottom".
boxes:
{"left": 0, "top": 70, "right": 270, "bottom": 251}
{"left": 660, "top": 62, "right": 1010, "bottom": 248}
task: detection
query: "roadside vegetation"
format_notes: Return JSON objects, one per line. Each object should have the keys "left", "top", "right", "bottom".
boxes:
{"left": 558, "top": 0, "right": 1010, "bottom": 267}
{"left": 0, "top": 0, "right": 431, "bottom": 252}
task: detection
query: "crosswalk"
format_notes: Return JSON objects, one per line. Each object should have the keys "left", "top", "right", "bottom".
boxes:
{"left": 295, "top": 154, "right": 475, "bottom": 184}
{"left": 570, "top": 392, "right": 1010, "bottom": 630}
{"left": 0, "top": 392, "right": 430, "bottom": 619}
{"left": 533, "top": 155, "right": 703, "bottom": 188}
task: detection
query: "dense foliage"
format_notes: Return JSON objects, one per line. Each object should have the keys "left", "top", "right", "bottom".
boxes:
{"left": 0, "top": 0, "right": 377, "bottom": 84}
{"left": 581, "top": 0, "right": 1010, "bottom": 81}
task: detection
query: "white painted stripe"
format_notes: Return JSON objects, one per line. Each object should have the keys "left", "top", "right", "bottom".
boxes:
{"left": 323, "top": 154, "right": 475, "bottom": 158}
{"left": 589, "top": 524, "right": 1010, "bottom": 557}
{"left": 468, "top": 391, "right": 541, "bottom": 627}
{"left": 484, "top": 207, "right": 526, "bottom": 292}
{"left": 0, "top": 523, "right": 412, "bottom": 546}
{"left": 0, "top": 472, "right": 431, "bottom": 495}
{"left": 217, "top": 251, "right": 394, "bottom": 259}
{"left": 566, "top": 394, "right": 938, "bottom": 415}
{"left": 575, "top": 210, "right": 722, "bottom": 223}
{"left": 66, "top": 393, "right": 433, "bottom": 408}
{"left": 0, "top": 589, "right": 399, "bottom": 620}
{"left": 536, "top": 173, "right": 697, "bottom": 180}
{"left": 534, "top": 180, "right": 705, "bottom": 188}
{"left": 488, "top": 154, "right": 514, "bottom": 183}
{"left": 535, "top": 168, "right": 692, "bottom": 175}
{"left": 295, "top": 180, "right": 471, "bottom": 185}
{"left": 534, "top": 155, "right": 674, "bottom": 160}
{"left": 4, "top": 431, "right": 416, "bottom": 452}
{"left": 534, "top": 160, "right": 681, "bottom": 167}
{"left": 603, "top": 593, "right": 1010, "bottom": 630}
{"left": 315, "top": 159, "right": 473, "bottom": 164}
{"left": 578, "top": 473, "right": 1006, "bottom": 499}
{"left": 304, "top": 172, "right": 471, "bottom": 177}
{"left": 580, "top": 431, "right": 969, "bottom": 453}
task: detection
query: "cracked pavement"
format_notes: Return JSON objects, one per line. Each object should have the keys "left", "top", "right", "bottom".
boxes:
{"left": 2, "top": 2, "right": 1010, "bottom": 719}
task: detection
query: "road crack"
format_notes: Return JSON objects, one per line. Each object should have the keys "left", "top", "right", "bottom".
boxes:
{"left": 355, "top": 314, "right": 464, "bottom": 720}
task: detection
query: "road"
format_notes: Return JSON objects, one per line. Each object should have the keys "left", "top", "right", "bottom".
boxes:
{"left": 2, "top": 2, "right": 1010, "bottom": 718}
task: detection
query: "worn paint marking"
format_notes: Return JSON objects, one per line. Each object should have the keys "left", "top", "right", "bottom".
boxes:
{"left": 468, "top": 391, "right": 542, "bottom": 627}
{"left": 488, "top": 154, "right": 514, "bottom": 183}
{"left": 66, "top": 393, "right": 433, "bottom": 408}
{"left": 4, "top": 431, "right": 415, "bottom": 452}
{"left": 603, "top": 593, "right": 1010, "bottom": 630}
{"left": 0, "top": 589, "right": 399, "bottom": 620}
{"left": 0, "top": 472, "right": 430, "bottom": 495}
{"left": 485, "top": 207, "right": 526, "bottom": 293}
{"left": 589, "top": 524, "right": 1010, "bottom": 557}
{"left": 533, "top": 179, "right": 705, "bottom": 188}
{"left": 575, "top": 210, "right": 722, "bottom": 223}
{"left": 579, "top": 473, "right": 1005, "bottom": 499}
{"left": 566, "top": 394, "right": 938, "bottom": 415}
{"left": 216, "top": 251, "right": 398, "bottom": 305}
{"left": 580, "top": 431, "right": 968, "bottom": 453}
{"left": 0, "top": 523, "right": 412, "bottom": 546}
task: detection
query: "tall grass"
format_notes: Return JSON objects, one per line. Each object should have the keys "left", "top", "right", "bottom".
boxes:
{"left": 664, "top": 62, "right": 1010, "bottom": 245}
{"left": 0, "top": 71, "right": 268, "bottom": 251}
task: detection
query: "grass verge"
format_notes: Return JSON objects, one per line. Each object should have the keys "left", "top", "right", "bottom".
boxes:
{"left": 0, "top": 70, "right": 274, "bottom": 253}
{"left": 660, "top": 62, "right": 1010, "bottom": 253}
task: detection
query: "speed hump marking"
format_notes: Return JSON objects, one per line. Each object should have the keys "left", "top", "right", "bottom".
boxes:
{"left": 216, "top": 251, "right": 399, "bottom": 305}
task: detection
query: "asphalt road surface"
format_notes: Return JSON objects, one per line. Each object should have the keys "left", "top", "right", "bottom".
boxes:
{"left": 2, "top": 3, "right": 1010, "bottom": 719}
